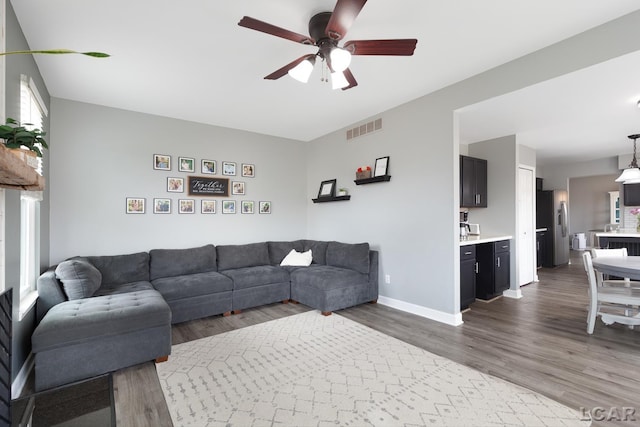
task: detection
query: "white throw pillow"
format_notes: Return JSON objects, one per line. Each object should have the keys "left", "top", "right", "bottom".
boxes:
{"left": 280, "top": 249, "right": 313, "bottom": 267}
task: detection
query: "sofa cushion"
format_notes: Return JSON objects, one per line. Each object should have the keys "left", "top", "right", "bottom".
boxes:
{"left": 149, "top": 244, "right": 217, "bottom": 280}
{"left": 55, "top": 259, "right": 102, "bottom": 300}
{"left": 290, "top": 265, "right": 369, "bottom": 289}
{"left": 326, "top": 242, "right": 370, "bottom": 274}
{"left": 151, "top": 271, "right": 233, "bottom": 301}
{"left": 280, "top": 249, "right": 313, "bottom": 267}
{"left": 267, "top": 240, "right": 305, "bottom": 265}
{"left": 216, "top": 242, "right": 270, "bottom": 271}
{"left": 94, "top": 281, "right": 155, "bottom": 296}
{"left": 301, "top": 240, "right": 329, "bottom": 265}
{"left": 221, "top": 266, "right": 290, "bottom": 290}
{"left": 86, "top": 252, "right": 150, "bottom": 285}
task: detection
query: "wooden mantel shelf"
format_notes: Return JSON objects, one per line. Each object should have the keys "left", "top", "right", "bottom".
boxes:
{"left": 0, "top": 144, "right": 44, "bottom": 191}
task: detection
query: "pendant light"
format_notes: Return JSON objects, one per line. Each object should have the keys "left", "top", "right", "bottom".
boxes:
{"left": 616, "top": 134, "right": 640, "bottom": 184}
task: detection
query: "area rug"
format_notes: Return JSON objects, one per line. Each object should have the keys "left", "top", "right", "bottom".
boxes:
{"left": 157, "top": 311, "right": 590, "bottom": 426}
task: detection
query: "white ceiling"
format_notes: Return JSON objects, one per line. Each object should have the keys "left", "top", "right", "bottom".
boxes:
{"left": 9, "top": 1, "right": 640, "bottom": 165}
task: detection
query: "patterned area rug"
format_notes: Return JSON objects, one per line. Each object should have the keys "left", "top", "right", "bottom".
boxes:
{"left": 157, "top": 311, "right": 590, "bottom": 426}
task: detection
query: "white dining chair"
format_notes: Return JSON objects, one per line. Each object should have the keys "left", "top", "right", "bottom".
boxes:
{"left": 582, "top": 251, "right": 640, "bottom": 334}
{"left": 590, "top": 247, "right": 640, "bottom": 289}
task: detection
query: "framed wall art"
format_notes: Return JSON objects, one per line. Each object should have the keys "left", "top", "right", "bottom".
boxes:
{"left": 232, "top": 181, "right": 245, "bottom": 195}
{"left": 179, "top": 157, "right": 195, "bottom": 173}
{"left": 179, "top": 199, "right": 195, "bottom": 214}
{"left": 241, "top": 200, "right": 254, "bottom": 214}
{"left": 222, "top": 161, "right": 236, "bottom": 176}
{"left": 167, "top": 177, "right": 184, "bottom": 192}
{"left": 126, "top": 197, "right": 145, "bottom": 214}
{"left": 153, "top": 198, "right": 171, "bottom": 214}
{"left": 317, "top": 179, "right": 336, "bottom": 199}
{"left": 153, "top": 154, "right": 171, "bottom": 171}
{"left": 188, "top": 176, "right": 229, "bottom": 196}
{"left": 201, "top": 159, "right": 216, "bottom": 174}
{"left": 259, "top": 201, "right": 271, "bottom": 214}
{"left": 241, "top": 163, "right": 255, "bottom": 178}
{"left": 374, "top": 156, "right": 390, "bottom": 177}
{"left": 201, "top": 200, "right": 216, "bottom": 214}
{"left": 222, "top": 200, "right": 236, "bottom": 214}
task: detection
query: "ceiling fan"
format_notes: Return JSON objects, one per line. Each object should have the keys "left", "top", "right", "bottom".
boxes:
{"left": 238, "top": 0, "right": 417, "bottom": 90}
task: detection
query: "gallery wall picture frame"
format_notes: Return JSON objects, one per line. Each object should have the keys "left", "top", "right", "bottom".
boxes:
{"left": 167, "top": 177, "right": 184, "bottom": 192}
{"left": 317, "top": 179, "right": 336, "bottom": 199}
{"left": 374, "top": 156, "right": 390, "bottom": 177}
{"left": 222, "top": 200, "right": 236, "bottom": 214}
{"left": 241, "top": 163, "right": 255, "bottom": 178}
{"left": 259, "top": 201, "right": 271, "bottom": 214}
{"left": 153, "top": 154, "right": 171, "bottom": 171}
{"left": 241, "top": 200, "right": 254, "bottom": 214}
{"left": 201, "top": 199, "right": 216, "bottom": 214}
{"left": 222, "top": 161, "right": 236, "bottom": 176}
{"left": 153, "top": 198, "right": 171, "bottom": 214}
{"left": 201, "top": 159, "right": 216, "bottom": 175}
{"left": 126, "top": 197, "right": 145, "bottom": 214}
{"left": 188, "top": 176, "right": 229, "bottom": 197}
{"left": 179, "top": 199, "right": 195, "bottom": 214}
{"left": 179, "top": 157, "right": 195, "bottom": 173}
{"left": 232, "top": 181, "right": 245, "bottom": 195}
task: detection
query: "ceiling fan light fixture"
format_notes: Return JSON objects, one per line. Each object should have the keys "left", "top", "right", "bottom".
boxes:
{"left": 288, "top": 57, "right": 315, "bottom": 83}
{"left": 329, "top": 47, "right": 351, "bottom": 72}
{"left": 616, "top": 133, "right": 640, "bottom": 183}
{"left": 331, "top": 71, "right": 349, "bottom": 90}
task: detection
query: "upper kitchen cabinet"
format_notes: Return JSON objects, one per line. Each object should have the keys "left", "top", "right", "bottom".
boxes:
{"left": 460, "top": 155, "right": 487, "bottom": 208}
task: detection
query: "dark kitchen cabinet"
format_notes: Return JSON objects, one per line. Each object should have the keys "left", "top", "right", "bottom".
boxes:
{"left": 623, "top": 183, "right": 640, "bottom": 206}
{"left": 476, "top": 240, "right": 510, "bottom": 300}
{"left": 536, "top": 231, "right": 546, "bottom": 268}
{"left": 460, "top": 246, "right": 477, "bottom": 310}
{"left": 460, "top": 155, "right": 487, "bottom": 208}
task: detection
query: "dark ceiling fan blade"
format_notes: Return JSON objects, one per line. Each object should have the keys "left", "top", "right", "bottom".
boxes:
{"left": 264, "top": 54, "right": 316, "bottom": 80}
{"left": 238, "top": 16, "right": 315, "bottom": 45}
{"left": 343, "top": 39, "right": 418, "bottom": 56}
{"left": 342, "top": 68, "right": 358, "bottom": 91}
{"left": 325, "top": 0, "right": 368, "bottom": 41}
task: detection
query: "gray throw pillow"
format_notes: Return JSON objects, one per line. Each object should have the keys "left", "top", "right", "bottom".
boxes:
{"left": 55, "top": 259, "right": 102, "bottom": 300}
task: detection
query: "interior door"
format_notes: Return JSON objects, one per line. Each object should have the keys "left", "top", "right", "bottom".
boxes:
{"left": 518, "top": 167, "right": 535, "bottom": 286}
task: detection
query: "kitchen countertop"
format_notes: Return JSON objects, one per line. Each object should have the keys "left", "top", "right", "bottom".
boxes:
{"left": 460, "top": 234, "right": 513, "bottom": 246}
{"left": 595, "top": 231, "right": 640, "bottom": 238}
{"left": 536, "top": 228, "right": 547, "bottom": 232}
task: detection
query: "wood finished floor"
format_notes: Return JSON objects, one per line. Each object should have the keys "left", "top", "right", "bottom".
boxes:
{"left": 113, "top": 252, "right": 640, "bottom": 426}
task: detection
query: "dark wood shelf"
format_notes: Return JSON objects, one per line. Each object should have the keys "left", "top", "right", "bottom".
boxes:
{"left": 312, "top": 195, "right": 351, "bottom": 203}
{"left": 354, "top": 175, "right": 391, "bottom": 185}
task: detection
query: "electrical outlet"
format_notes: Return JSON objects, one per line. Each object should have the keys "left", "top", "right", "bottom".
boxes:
{"left": 385, "top": 274, "right": 391, "bottom": 284}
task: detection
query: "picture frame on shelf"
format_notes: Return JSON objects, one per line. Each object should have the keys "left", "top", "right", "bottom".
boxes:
{"left": 241, "top": 200, "right": 254, "bottom": 214}
{"left": 153, "top": 198, "right": 171, "bottom": 214}
{"left": 201, "top": 159, "right": 216, "bottom": 174}
{"left": 222, "top": 200, "right": 236, "bottom": 214}
{"left": 374, "top": 156, "right": 389, "bottom": 177}
{"left": 222, "top": 161, "right": 236, "bottom": 176}
{"left": 259, "top": 201, "right": 271, "bottom": 214}
{"left": 317, "top": 179, "right": 336, "bottom": 199}
{"left": 241, "top": 163, "right": 255, "bottom": 178}
{"left": 232, "top": 181, "right": 245, "bottom": 195}
{"left": 201, "top": 200, "right": 216, "bottom": 214}
{"left": 178, "top": 199, "right": 195, "bottom": 214}
{"left": 179, "top": 157, "right": 195, "bottom": 173}
{"left": 167, "top": 177, "right": 184, "bottom": 192}
{"left": 153, "top": 154, "right": 171, "bottom": 171}
{"left": 126, "top": 197, "right": 145, "bottom": 214}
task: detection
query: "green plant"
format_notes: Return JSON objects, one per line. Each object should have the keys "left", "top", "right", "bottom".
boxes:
{"left": 0, "top": 118, "right": 48, "bottom": 157}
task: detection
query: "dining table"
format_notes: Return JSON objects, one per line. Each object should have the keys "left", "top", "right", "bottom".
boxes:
{"left": 591, "top": 256, "right": 640, "bottom": 281}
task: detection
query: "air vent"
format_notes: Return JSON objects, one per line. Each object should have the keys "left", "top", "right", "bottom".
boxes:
{"left": 346, "top": 118, "right": 382, "bottom": 141}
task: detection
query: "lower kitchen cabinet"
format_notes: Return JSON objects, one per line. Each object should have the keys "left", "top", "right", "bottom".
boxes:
{"left": 475, "top": 240, "right": 510, "bottom": 300}
{"left": 536, "top": 231, "right": 546, "bottom": 268}
{"left": 460, "top": 246, "right": 476, "bottom": 310}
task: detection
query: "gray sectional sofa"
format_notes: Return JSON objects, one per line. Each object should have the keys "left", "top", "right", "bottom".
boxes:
{"left": 32, "top": 240, "right": 378, "bottom": 391}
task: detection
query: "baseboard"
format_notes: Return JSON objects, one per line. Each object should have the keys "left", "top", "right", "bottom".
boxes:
{"left": 12, "top": 352, "right": 34, "bottom": 399}
{"left": 378, "top": 296, "right": 464, "bottom": 326}
{"left": 503, "top": 288, "right": 523, "bottom": 299}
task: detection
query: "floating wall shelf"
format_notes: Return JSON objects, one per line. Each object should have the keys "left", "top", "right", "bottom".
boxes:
{"left": 354, "top": 175, "right": 391, "bottom": 185}
{"left": 0, "top": 144, "right": 44, "bottom": 191}
{"left": 312, "top": 195, "right": 351, "bottom": 203}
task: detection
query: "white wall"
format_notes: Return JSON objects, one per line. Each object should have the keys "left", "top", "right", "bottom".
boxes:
{"left": 49, "top": 99, "right": 308, "bottom": 263}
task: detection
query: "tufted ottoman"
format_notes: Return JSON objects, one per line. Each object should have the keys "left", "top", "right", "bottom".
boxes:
{"left": 31, "top": 289, "right": 171, "bottom": 391}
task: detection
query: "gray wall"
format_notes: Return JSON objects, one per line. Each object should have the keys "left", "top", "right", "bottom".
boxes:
{"left": 5, "top": 0, "right": 50, "bottom": 381}
{"left": 49, "top": 99, "right": 307, "bottom": 262}
{"left": 568, "top": 174, "right": 619, "bottom": 236}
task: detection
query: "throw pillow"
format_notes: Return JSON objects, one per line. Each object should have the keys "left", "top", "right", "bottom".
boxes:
{"left": 280, "top": 249, "right": 313, "bottom": 267}
{"left": 55, "top": 259, "right": 102, "bottom": 300}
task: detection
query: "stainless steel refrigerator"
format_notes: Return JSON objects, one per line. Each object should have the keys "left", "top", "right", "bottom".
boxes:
{"left": 536, "top": 189, "right": 570, "bottom": 266}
